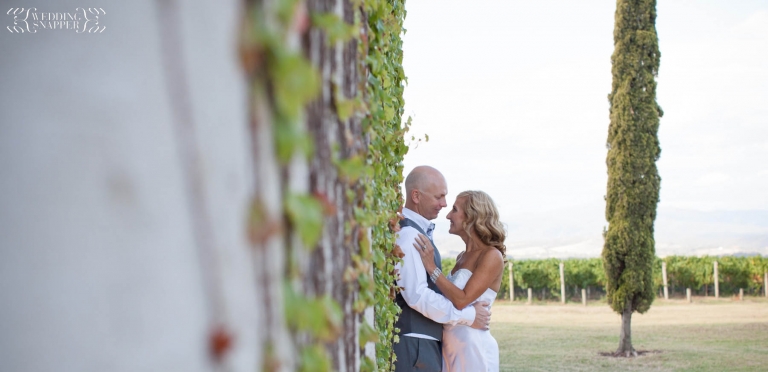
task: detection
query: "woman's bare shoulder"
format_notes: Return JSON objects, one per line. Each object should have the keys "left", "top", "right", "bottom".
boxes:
{"left": 468, "top": 245, "right": 501, "bottom": 270}
{"left": 479, "top": 246, "right": 503, "bottom": 265}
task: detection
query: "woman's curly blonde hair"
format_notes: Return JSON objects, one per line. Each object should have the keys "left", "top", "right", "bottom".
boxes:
{"left": 457, "top": 190, "right": 507, "bottom": 258}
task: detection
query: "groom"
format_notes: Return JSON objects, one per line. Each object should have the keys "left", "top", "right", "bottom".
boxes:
{"left": 393, "top": 166, "right": 491, "bottom": 371}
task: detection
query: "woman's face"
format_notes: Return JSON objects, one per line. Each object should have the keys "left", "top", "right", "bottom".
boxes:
{"left": 446, "top": 197, "right": 468, "bottom": 236}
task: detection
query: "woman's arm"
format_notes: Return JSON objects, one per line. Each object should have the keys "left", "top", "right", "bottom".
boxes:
{"left": 415, "top": 234, "right": 503, "bottom": 309}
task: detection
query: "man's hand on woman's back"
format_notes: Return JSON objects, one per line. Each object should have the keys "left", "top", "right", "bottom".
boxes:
{"left": 470, "top": 301, "right": 491, "bottom": 330}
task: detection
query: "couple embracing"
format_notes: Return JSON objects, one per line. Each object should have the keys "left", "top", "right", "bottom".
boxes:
{"left": 394, "top": 166, "right": 506, "bottom": 372}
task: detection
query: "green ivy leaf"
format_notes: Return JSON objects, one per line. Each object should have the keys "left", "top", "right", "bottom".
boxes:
{"left": 336, "top": 98, "right": 356, "bottom": 121}
{"left": 359, "top": 320, "right": 380, "bottom": 346}
{"left": 275, "top": 120, "right": 315, "bottom": 163}
{"left": 384, "top": 105, "right": 395, "bottom": 121}
{"left": 360, "top": 355, "right": 377, "bottom": 372}
{"left": 271, "top": 51, "right": 320, "bottom": 123}
{"left": 300, "top": 344, "right": 331, "bottom": 372}
{"left": 285, "top": 284, "right": 344, "bottom": 342}
{"left": 284, "top": 193, "right": 324, "bottom": 249}
{"left": 335, "top": 155, "right": 372, "bottom": 182}
{"left": 311, "top": 12, "right": 357, "bottom": 43}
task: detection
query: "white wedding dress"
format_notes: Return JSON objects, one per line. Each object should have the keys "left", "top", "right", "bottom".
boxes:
{"left": 442, "top": 268, "right": 499, "bottom": 372}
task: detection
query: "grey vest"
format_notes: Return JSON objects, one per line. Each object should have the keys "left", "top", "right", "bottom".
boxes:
{"left": 395, "top": 218, "right": 444, "bottom": 340}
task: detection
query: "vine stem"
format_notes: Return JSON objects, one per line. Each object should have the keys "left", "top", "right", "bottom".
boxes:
{"left": 156, "top": 0, "right": 229, "bottom": 364}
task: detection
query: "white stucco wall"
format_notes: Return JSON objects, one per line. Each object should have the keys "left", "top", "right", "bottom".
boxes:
{"left": 0, "top": 1, "right": 261, "bottom": 370}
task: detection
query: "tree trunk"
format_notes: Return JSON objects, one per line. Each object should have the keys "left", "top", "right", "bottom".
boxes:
{"left": 304, "top": 0, "right": 368, "bottom": 368}
{"left": 1, "top": 0, "right": 394, "bottom": 370}
{"left": 245, "top": 0, "right": 373, "bottom": 368}
{"left": 616, "top": 301, "right": 636, "bottom": 356}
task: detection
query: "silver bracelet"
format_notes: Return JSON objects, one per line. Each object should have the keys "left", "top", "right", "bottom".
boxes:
{"left": 429, "top": 267, "right": 442, "bottom": 283}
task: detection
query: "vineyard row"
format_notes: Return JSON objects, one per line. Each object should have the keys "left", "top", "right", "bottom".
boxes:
{"left": 441, "top": 255, "right": 768, "bottom": 301}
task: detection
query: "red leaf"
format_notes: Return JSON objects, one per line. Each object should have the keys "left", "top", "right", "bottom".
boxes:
{"left": 313, "top": 191, "right": 337, "bottom": 216}
{"left": 393, "top": 244, "right": 404, "bottom": 259}
{"left": 210, "top": 325, "right": 233, "bottom": 362}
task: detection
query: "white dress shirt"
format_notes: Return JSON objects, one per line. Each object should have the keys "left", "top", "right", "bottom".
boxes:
{"left": 396, "top": 208, "right": 476, "bottom": 340}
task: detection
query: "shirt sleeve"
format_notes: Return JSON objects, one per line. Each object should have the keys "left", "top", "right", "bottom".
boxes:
{"left": 395, "top": 228, "right": 476, "bottom": 326}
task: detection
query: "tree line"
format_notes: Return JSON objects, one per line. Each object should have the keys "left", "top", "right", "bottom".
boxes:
{"left": 442, "top": 256, "right": 768, "bottom": 301}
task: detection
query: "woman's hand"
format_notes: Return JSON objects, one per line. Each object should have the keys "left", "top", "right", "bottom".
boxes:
{"left": 414, "top": 234, "right": 437, "bottom": 272}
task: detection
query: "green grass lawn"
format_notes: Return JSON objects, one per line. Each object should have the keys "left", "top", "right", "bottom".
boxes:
{"left": 491, "top": 298, "right": 768, "bottom": 371}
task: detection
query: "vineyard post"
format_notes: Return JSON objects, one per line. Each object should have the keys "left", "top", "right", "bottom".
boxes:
{"left": 686, "top": 288, "right": 691, "bottom": 303}
{"left": 662, "top": 261, "right": 669, "bottom": 300}
{"left": 582, "top": 289, "right": 587, "bottom": 306}
{"left": 527, "top": 288, "right": 532, "bottom": 305}
{"left": 714, "top": 261, "right": 719, "bottom": 298}
{"left": 764, "top": 272, "right": 767, "bottom": 297}
{"left": 739, "top": 288, "right": 743, "bottom": 301}
{"left": 559, "top": 262, "right": 565, "bottom": 304}
{"left": 509, "top": 261, "right": 514, "bottom": 301}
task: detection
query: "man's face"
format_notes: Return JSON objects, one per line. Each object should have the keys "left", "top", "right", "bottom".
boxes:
{"left": 415, "top": 177, "right": 448, "bottom": 220}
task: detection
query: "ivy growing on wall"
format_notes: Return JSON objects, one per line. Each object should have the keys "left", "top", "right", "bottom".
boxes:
{"left": 239, "top": 0, "right": 408, "bottom": 370}
{"left": 359, "top": 0, "right": 409, "bottom": 370}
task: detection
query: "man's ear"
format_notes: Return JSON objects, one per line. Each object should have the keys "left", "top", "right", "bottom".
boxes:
{"left": 410, "top": 189, "right": 420, "bottom": 205}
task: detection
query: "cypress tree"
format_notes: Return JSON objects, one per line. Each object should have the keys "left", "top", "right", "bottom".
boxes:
{"left": 602, "top": 0, "right": 663, "bottom": 356}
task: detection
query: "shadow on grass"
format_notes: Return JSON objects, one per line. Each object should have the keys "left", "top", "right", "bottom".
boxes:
{"left": 598, "top": 350, "right": 663, "bottom": 358}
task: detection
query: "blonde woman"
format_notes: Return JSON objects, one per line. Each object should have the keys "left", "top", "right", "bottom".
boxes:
{"left": 414, "top": 190, "right": 506, "bottom": 372}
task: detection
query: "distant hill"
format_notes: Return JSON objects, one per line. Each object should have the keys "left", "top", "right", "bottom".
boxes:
{"left": 432, "top": 204, "right": 768, "bottom": 259}
{"left": 654, "top": 208, "right": 768, "bottom": 257}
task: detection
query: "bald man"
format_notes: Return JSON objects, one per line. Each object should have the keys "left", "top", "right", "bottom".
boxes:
{"left": 393, "top": 166, "right": 491, "bottom": 371}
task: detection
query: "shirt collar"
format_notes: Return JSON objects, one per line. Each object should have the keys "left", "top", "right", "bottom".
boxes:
{"left": 402, "top": 207, "right": 435, "bottom": 237}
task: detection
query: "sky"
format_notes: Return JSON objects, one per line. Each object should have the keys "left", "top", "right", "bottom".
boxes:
{"left": 400, "top": 0, "right": 768, "bottom": 259}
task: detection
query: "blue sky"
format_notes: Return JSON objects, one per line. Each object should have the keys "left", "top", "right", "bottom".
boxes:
{"left": 401, "top": 0, "right": 768, "bottom": 258}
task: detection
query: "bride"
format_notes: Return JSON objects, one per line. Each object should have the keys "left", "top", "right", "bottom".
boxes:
{"left": 413, "top": 190, "right": 505, "bottom": 372}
